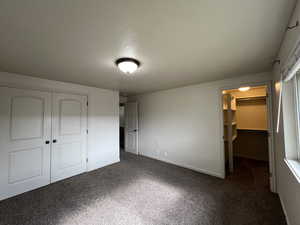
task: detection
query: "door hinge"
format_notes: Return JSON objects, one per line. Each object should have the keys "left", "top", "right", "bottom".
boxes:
{"left": 86, "top": 158, "right": 88, "bottom": 163}
{"left": 86, "top": 129, "right": 88, "bottom": 134}
{"left": 87, "top": 101, "right": 88, "bottom": 106}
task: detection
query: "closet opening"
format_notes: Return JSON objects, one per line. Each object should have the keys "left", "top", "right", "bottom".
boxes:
{"left": 221, "top": 84, "right": 275, "bottom": 192}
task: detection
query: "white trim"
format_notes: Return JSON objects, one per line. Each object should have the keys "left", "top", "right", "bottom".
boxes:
{"left": 285, "top": 159, "right": 300, "bottom": 184}
{"left": 276, "top": 75, "right": 283, "bottom": 133}
{"left": 284, "top": 56, "right": 300, "bottom": 82}
{"left": 218, "top": 89, "right": 226, "bottom": 179}
{"left": 279, "top": 195, "right": 291, "bottom": 225}
{"left": 219, "top": 81, "right": 277, "bottom": 192}
{"left": 88, "top": 158, "right": 120, "bottom": 172}
{"left": 293, "top": 76, "right": 300, "bottom": 160}
{"left": 267, "top": 82, "right": 277, "bottom": 192}
{"left": 141, "top": 152, "right": 224, "bottom": 179}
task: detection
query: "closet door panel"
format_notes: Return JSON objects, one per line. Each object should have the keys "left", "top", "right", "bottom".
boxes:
{"left": 0, "top": 87, "right": 51, "bottom": 200}
{"left": 51, "top": 93, "right": 87, "bottom": 183}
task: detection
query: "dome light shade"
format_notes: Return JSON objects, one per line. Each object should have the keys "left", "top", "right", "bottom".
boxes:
{"left": 116, "top": 58, "right": 140, "bottom": 74}
{"left": 239, "top": 86, "right": 250, "bottom": 92}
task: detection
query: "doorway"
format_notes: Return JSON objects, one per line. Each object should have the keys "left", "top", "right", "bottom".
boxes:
{"left": 221, "top": 84, "right": 275, "bottom": 192}
{"left": 124, "top": 102, "right": 139, "bottom": 155}
{"left": 119, "top": 103, "right": 125, "bottom": 152}
{"left": 119, "top": 98, "right": 138, "bottom": 155}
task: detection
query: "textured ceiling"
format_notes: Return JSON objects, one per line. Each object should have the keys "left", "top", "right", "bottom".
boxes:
{"left": 0, "top": 0, "right": 296, "bottom": 95}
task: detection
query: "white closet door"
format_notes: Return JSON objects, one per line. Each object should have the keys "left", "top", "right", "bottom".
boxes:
{"left": 125, "top": 102, "right": 138, "bottom": 154}
{"left": 51, "top": 93, "right": 87, "bottom": 183}
{"left": 0, "top": 87, "right": 51, "bottom": 200}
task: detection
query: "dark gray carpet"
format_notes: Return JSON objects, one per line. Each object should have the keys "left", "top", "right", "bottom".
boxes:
{"left": 0, "top": 152, "right": 286, "bottom": 225}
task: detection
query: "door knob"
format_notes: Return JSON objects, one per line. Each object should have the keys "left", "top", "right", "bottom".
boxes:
{"left": 53, "top": 139, "right": 57, "bottom": 143}
{"left": 45, "top": 140, "right": 50, "bottom": 144}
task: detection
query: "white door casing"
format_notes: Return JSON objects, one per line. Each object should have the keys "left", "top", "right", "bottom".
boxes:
{"left": 125, "top": 102, "right": 138, "bottom": 154}
{"left": 0, "top": 87, "right": 52, "bottom": 200}
{"left": 220, "top": 82, "right": 276, "bottom": 192}
{"left": 266, "top": 86, "right": 276, "bottom": 192}
{"left": 51, "top": 93, "right": 87, "bottom": 183}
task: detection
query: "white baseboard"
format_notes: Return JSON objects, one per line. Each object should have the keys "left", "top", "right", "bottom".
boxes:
{"left": 140, "top": 153, "right": 224, "bottom": 179}
{"left": 279, "top": 195, "right": 291, "bottom": 225}
{"left": 88, "top": 158, "right": 120, "bottom": 172}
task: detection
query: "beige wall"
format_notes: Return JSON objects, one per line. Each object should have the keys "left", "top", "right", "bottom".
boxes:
{"left": 228, "top": 87, "right": 268, "bottom": 130}
{"left": 236, "top": 100, "right": 267, "bottom": 130}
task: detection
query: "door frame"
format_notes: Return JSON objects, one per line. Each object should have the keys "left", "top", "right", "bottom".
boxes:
{"left": 219, "top": 81, "right": 277, "bottom": 193}
{"left": 119, "top": 103, "right": 125, "bottom": 150}
{"left": 124, "top": 102, "right": 139, "bottom": 155}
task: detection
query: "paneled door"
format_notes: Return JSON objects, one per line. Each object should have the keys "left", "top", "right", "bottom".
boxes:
{"left": 125, "top": 102, "right": 138, "bottom": 154}
{"left": 51, "top": 93, "right": 87, "bottom": 182}
{"left": 0, "top": 87, "right": 52, "bottom": 200}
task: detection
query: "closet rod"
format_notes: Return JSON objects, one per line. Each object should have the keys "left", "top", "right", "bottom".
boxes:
{"left": 236, "top": 96, "right": 266, "bottom": 102}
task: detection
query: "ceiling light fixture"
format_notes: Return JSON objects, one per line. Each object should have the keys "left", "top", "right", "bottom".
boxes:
{"left": 115, "top": 57, "right": 140, "bottom": 74}
{"left": 238, "top": 86, "right": 250, "bottom": 92}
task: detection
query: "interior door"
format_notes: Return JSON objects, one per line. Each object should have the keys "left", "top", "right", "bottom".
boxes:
{"left": 0, "top": 87, "right": 51, "bottom": 200}
{"left": 51, "top": 93, "right": 87, "bottom": 183}
{"left": 125, "top": 102, "right": 138, "bottom": 154}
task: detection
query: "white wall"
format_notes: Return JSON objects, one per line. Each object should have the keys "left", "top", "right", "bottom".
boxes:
{"left": 0, "top": 71, "right": 120, "bottom": 172}
{"left": 272, "top": 2, "right": 300, "bottom": 225}
{"left": 129, "top": 72, "right": 272, "bottom": 178}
